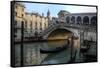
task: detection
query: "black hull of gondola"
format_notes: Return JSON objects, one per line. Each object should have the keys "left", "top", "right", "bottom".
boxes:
{"left": 40, "top": 45, "right": 68, "bottom": 53}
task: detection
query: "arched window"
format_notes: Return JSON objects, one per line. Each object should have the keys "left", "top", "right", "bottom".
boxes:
{"left": 83, "top": 16, "right": 89, "bottom": 25}
{"left": 45, "top": 23, "right": 46, "bottom": 29}
{"left": 66, "top": 16, "right": 70, "bottom": 23}
{"left": 40, "top": 22, "right": 42, "bottom": 30}
{"left": 25, "top": 21, "right": 27, "bottom": 32}
{"left": 71, "top": 16, "right": 75, "bottom": 24}
{"left": 77, "top": 16, "right": 82, "bottom": 24}
{"left": 25, "top": 21, "right": 27, "bottom": 28}
{"left": 91, "top": 16, "right": 97, "bottom": 26}
{"left": 56, "top": 21, "right": 59, "bottom": 24}
{"left": 21, "top": 21, "right": 24, "bottom": 28}
{"left": 30, "top": 21, "right": 32, "bottom": 32}
{"left": 35, "top": 22, "right": 37, "bottom": 30}
{"left": 15, "top": 12, "right": 17, "bottom": 16}
{"left": 34, "top": 31, "right": 38, "bottom": 36}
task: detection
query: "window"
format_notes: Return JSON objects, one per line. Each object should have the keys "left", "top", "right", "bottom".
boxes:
{"left": 30, "top": 21, "right": 32, "bottom": 32}
{"left": 56, "top": 21, "right": 59, "bottom": 24}
{"left": 40, "top": 22, "right": 42, "bottom": 30}
{"left": 15, "top": 5, "right": 17, "bottom": 9}
{"left": 45, "top": 23, "right": 46, "bottom": 29}
{"left": 83, "top": 16, "right": 89, "bottom": 25}
{"left": 40, "top": 28, "right": 42, "bottom": 30}
{"left": 91, "top": 16, "right": 97, "bottom": 26}
{"left": 34, "top": 31, "right": 38, "bottom": 36}
{"left": 35, "top": 22, "right": 37, "bottom": 30}
{"left": 15, "top": 12, "right": 17, "bottom": 16}
{"left": 25, "top": 21, "right": 27, "bottom": 32}
{"left": 66, "top": 16, "right": 70, "bottom": 23}
{"left": 22, "top": 14, "right": 24, "bottom": 17}
{"left": 71, "top": 16, "right": 75, "bottom": 24}
{"left": 77, "top": 16, "right": 82, "bottom": 24}
{"left": 22, "top": 8, "right": 24, "bottom": 11}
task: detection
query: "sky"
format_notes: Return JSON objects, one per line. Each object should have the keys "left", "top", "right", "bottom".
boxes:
{"left": 23, "top": 2, "right": 97, "bottom": 17}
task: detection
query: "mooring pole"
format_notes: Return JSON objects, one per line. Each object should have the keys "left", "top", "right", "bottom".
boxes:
{"left": 21, "top": 21, "right": 24, "bottom": 66}
{"left": 70, "top": 34, "right": 74, "bottom": 60}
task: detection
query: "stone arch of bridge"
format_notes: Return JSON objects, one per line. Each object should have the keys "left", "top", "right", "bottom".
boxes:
{"left": 43, "top": 26, "right": 79, "bottom": 40}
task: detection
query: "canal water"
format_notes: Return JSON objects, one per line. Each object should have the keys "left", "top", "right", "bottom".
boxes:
{"left": 15, "top": 39, "right": 80, "bottom": 66}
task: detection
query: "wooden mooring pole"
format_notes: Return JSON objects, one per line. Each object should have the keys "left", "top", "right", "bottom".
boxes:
{"left": 21, "top": 21, "right": 24, "bottom": 66}
{"left": 69, "top": 34, "right": 74, "bottom": 61}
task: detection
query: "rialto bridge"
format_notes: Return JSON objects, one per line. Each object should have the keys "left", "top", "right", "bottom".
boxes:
{"left": 40, "top": 12, "right": 97, "bottom": 43}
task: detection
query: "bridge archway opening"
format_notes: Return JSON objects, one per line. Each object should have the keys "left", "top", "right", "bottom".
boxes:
{"left": 47, "top": 28, "right": 79, "bottom": 48}
{"left": 48, "top": 29, "right": 73, "bottom": 40}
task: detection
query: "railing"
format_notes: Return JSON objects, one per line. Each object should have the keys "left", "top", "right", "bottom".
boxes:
{"left": 40, "top": 21, "right": 96, "bottom": 36}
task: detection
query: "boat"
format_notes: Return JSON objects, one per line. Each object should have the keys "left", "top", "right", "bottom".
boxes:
{"left": 40, "top": 44, "right": 68, "bottom": 53}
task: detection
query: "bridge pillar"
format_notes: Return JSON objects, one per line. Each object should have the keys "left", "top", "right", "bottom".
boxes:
{"left": 80, "top": 30, "right": 84, "bottom": 47}
{"left": 67, "top": 34, "right": 74, "bottom": 60}
{"left": 68, "top": 33, "right": 79, "bottom": 62}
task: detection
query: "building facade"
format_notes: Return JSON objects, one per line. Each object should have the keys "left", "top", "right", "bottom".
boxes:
{"left": 58, "top": 10, "right": 97, "bottom": 26}
{"left": 14, "top": 2, "right": 97, "bottom": 42}
{"left": 57, "top": 10, "right": 97, "bottom": 42}
{"left": 14, "top": 2, "right": 50, "bottom": 40}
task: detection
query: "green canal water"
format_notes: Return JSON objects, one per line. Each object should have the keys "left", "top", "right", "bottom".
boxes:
{"left": 15, "top": 39, "right": 80, "bottom": 66}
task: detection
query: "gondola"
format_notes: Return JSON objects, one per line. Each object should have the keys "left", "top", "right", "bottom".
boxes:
{"left": 40, "top": 44, "right": 68, "bottom": 53}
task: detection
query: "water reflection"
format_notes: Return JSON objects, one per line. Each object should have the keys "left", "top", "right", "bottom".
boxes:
{"left": 15, "top": 39, "right": 78, "bottom": 66}
{"left": 47, "top": 39, "right": 68, "bottom": 48}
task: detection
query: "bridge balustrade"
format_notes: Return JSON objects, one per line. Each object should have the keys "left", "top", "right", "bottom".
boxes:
{"left": 40, "top": 21, "right": 96, "bottom": 37}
